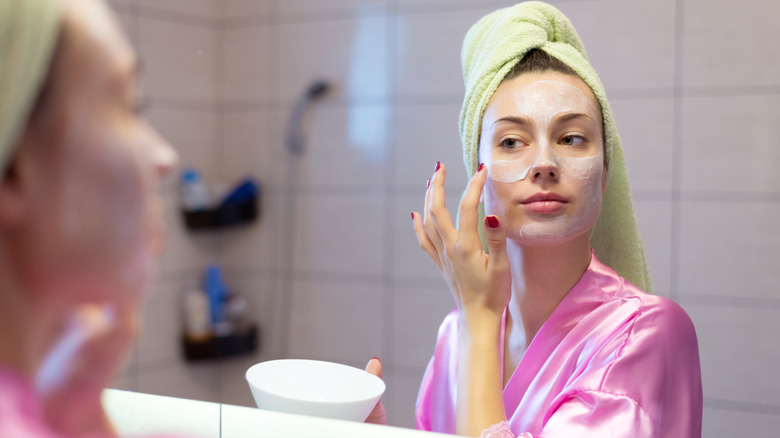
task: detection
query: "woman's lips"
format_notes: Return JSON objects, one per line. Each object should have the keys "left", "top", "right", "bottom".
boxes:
{"left": 521, "top": 192, "right": 568, "bottom": 214}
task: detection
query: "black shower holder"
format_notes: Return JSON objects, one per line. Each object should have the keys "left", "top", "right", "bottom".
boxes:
{"left": 181, "top": 192, "right": 259, "bottom": 231}
{"left": 181, "top": 324, "right": 259, "bottom": 362}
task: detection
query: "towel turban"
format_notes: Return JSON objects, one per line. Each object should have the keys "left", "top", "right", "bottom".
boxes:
{"left": 0, "top": 0, "right": 62, "bottom": 174}
{"left": 459, "top": 1, "right": 652, "bottom": 292}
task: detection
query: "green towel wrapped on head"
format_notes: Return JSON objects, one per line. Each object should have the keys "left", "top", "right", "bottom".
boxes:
{"left": 459, "top": 1, "right": 652, "bottom": 292}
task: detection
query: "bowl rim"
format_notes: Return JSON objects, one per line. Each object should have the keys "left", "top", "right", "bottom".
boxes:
{"left": 245, "top": 359, "right": 386, "bottom": 405}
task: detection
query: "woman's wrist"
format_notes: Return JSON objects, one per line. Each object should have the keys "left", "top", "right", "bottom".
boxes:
{"left": 459, "top": 309, "right": 502, "bottom": 336}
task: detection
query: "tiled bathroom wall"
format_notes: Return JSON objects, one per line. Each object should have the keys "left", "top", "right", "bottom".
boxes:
{"left": 110, "top": 0, "right": 780, "bottom": 434}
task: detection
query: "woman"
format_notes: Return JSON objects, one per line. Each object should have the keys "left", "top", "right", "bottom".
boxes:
{"left": 0, "top": 0, "right": 179, "bottom": 436}
{"left": 409, "top": 2, "right": 702, "bottom": 437}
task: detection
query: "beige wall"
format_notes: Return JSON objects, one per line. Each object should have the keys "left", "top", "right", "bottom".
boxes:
{"left": 109, "top": 0, "right": 780, "bottom": 433}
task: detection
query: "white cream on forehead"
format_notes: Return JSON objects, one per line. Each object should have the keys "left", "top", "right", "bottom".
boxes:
{"left": 484, "top": 79, "right": 602, "bottom": 184}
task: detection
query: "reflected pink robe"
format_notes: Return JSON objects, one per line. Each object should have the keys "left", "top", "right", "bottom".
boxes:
{"left": 0, "top": 366, "right": 186, "bottom": 438}
{"left": 415, "top": 253, "right": 702, "bottom": 437}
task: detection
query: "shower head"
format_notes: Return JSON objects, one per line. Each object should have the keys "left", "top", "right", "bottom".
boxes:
{"left": 287, "top": 80, "right": 333, "bottom": 156}
{"left": 306, "top": 80, "right": 330, "bottom": 100}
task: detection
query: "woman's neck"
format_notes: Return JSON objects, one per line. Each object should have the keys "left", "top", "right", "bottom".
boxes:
{"left": 0, "top": 259, "right": 62, "bottom": 381}
{"left": 505, "top": 233, "right": 592, "bottom": 348}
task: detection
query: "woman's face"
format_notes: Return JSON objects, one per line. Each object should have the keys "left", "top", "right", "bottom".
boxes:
{"left": 12, "top": 0, "right": 177, "bottom": 305}
{"left": 478, "top": 71, "right": 606, "bottom": 246}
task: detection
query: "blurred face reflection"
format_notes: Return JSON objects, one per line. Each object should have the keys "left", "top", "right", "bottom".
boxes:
{"left": 17, "top": 0, "right": 177, "bottom": 304}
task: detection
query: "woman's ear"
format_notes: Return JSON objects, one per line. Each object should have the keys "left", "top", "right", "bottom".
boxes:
{"left": 0, "top": 147, "right": 32, "bottom": 228}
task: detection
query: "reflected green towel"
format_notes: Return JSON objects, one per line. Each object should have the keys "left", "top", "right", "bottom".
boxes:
{"left": 0, "top": 0, "right": 62, "bottom": 173}
{"left": 459, "top": 1, "right": 652, "bottom": 292}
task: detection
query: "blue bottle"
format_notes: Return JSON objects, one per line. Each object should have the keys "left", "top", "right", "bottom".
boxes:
{"left": 203, "top": 264, "right": 226, "bottom": 326}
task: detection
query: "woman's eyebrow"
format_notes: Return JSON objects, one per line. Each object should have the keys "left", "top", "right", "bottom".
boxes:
{"left": 554, "top": 112, "right": 597, "bottom": 124}
{"left": 492, "top": 115, "right": 533, "bottom": 127}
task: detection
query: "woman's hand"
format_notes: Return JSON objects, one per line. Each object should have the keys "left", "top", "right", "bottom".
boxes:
{"left": 412, "top": 162, "right": 512, "bottom": 436}
{"left": 36, "top": 302, "right": 139, "bottom": 437}
{"left": 364, "top": 357, "right": 387, "bottom": 425}
{"left": 412, "top": 162, "right": 512, "bottom": 327}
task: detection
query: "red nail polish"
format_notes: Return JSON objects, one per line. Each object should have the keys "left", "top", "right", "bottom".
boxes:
{"left": 485, "top": 216, "right": 499, "bottom": 229}
{"left": 478, "top": 163, "right": 485, "bottom": 173}
{"left": 426, "top": 179, "right": 430, "bottom": 189}
{"left": 410, "top": 212, "right": 414, "bottom": 220}
{"left": 372, "top": 357, "right": 381, "bottom": 363}
{"left": 434, "top": 161, "right": 441, "bottom": 172}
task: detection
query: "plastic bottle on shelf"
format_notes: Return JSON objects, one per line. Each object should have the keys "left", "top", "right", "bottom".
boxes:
{"left": 183, "top": 289, "right": 212, "bottom": 342}
{"left": 180, "top": 168, "right": 210, "bottom": 212}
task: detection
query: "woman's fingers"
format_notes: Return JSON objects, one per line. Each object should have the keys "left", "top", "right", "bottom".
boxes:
{"left": 423, "top": 171, "right": 444, "bottom": 252}
{"left": 427, "top": 162, "right": 457, "bottom": 247}
{"left": 483, "top": 215, "right": 509, "bottom": 275}
{"left": 412, "top": 211, "right": 442, "bottom": 270}
{"left": 458, "top": 163, "right": 488, "bottom": 249}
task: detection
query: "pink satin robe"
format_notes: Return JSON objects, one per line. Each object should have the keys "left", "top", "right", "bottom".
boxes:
{"left": 415, "top": 253, "right": 703, "bottom": 437}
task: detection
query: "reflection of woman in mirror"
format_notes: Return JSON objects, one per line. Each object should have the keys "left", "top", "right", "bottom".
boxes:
{"left": 0, "top": 0, "right": 178, "bottom": 436}
{"left": 409, "top": 2, "right": 702, "bottom": 437}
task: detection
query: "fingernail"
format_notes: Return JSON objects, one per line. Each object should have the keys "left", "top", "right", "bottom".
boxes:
{"left": 434, "top": 161, "right": 441, "bottom": 172}
{"left": 485, "top": 216, "right": 499, "bottom": 229}
{"left": 478, "top": 163, "right": 485, "bottom": 173}
{"left": 410, "top": 212, "right": 414, "bottom": 220}
{"left": 426, "top": 179, "right": 430, "bottom": 189}
{"left": 372, "top": 357, "right": 381, "bottom": 363}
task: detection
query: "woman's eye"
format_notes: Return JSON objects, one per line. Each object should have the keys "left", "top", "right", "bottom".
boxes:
{"left": 500, "top": 138, "right": 520, "bottom": 149}
{"left": 561, "top": 135, "right": 584, "bottom": 146}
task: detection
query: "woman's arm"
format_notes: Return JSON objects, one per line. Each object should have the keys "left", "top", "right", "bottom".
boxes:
{"left": 412, "top": 162, "right": 512, "bottom": 437}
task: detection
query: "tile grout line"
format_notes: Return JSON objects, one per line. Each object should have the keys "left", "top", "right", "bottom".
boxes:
{"left": 669, "top": 0, "right": 685, "bottom": 302}
{"left": 382, "top": 0, "right": 400, "bottom": 376}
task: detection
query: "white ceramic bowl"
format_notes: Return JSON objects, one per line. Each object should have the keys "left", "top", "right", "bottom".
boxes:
{"left": 246, "top": 359, "right": 386, "bottom": 422}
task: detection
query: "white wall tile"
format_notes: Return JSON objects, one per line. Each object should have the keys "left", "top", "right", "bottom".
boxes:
{"left": 557, "top": 0, "right": 676, "bottom": 92}
{"left": 280, "top": 0, "right": 387, "bottom": 18}
{"left": 137, "top": 362, "right": 220, "bottom": 403}
{"left": 145, "top": 107, "right": 218, "bottom": 180}
{"left": 392, "top": 103, "right": 469, "bottom": 192}
{"left": 392, "top": 194, "right": 462, "bottom": 281}
{"left": 223, "top": 26, "right": 273, "bottom": 103}
{"left": 139, "top": 280, "right": 187, "bottom": 365}
{"left": 383, "top": 367, "right": 427, "bottom": 428}
{"left": 222, "top": 0, "right": 273, "bottom": 21}
{"left": 292, "top": 193, "right": 385, "bottom": 276}
{"left": 391, "top": 285, "right": 454, "bottom": 368}
{"left": 221, "top": 110, "right": 280, "bottom": 187}
{"left": 681, "top": 94, "right": 780, "bottom": 193}
{"left": 139, "top": 17, "right": 217, "bottom": 102}
{"left": 684, "top": 0, "right": 780, "bottom": 88}
{"left": 157, "top": 193, "right": 217, "bottom": 272}
{"left": 138, "top": 0, "right": 217, "bottom": 19}
{"left": 683, "top": 304, "right": 780, "bottom": 407}
{"left": 112, "top": 9, "right": 139, "bottom": 48}
{"left": 702, "top": 407, "right": 780, "bottom": 438}
{"left": 679, "top": 201, "right": 780, "bottom": 300}
{"left": 277, "top": 16, "right": 390, "bottom": 103}
{"left": 287, "top": 278, "right": 383, "bottom": 363}
{"left": 610, "top": 98, "right": 675, "bottom": 192}
{"left": 629, "top": 200, "right": 672, "bottom": 295}
{"left": 217, "top": 197, "right": 279, "bottom": 271}
{"left": 395, "top": 9, "right": 486, "bottom": 98}
{"left": 294, "top": 103, "right": 391, "bottom": 190}
{"left": 396, "top": 0, "right": 518, "bottom": 13}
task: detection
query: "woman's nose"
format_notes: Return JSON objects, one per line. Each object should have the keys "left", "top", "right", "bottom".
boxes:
{"left": 149, "top": 130, "right": 179, "bottom": 182}
{"left": 530, "top": 142, "right": 559, "bottom": 181}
